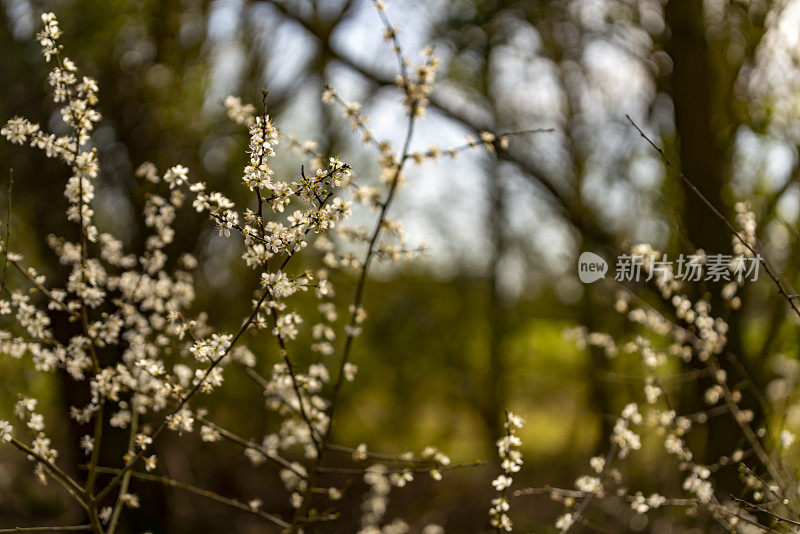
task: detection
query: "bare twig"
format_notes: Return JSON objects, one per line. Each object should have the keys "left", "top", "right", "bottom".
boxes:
{"left": 8, "top": 438, "right": 88, "bottom": 508}
{"left": 106, "top": 410, "right": 139, "bottom": 534}
{"left": 316, "top": 460, "right": 484, "bottom": 476}
{"left": 625, "top": 115, "right": 800, "bottom": 320}
{"left": 562, "top": 445, "right": 617, "bottom": 534}
{"left": 195, "top": 416, "right": 306, "bottom": 477}
{"left": 93, "top": 467, "right": 289, "bottom": 529}
{"left": 730, "top": 494, "right": 800, "bottom": 527}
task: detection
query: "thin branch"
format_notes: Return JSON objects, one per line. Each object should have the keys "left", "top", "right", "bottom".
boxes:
{"left": 5, "top": 258, "right": 76, "bottom": 316}
{"left": 196, "top": 417, "right": 306, "bottom": 477}
{"left": 106, "top": 410, "right": 139, "bottom": 534}
{"left": 562, "top": 445, "right": 617, "bottom": 534}
{"left": 8, "top": 438, "right": 88, "bottom": 508}
{"left": 708, "top": 356, "right": 791, "bottom": 496}
{"left": 730, "top": 495, "right": 800, "bottom": 527}
{"left": 93, "top": 467, "right": 289, "bottom": 529}
{"left": 625, "top": 115, "right": 800, "bottom": 320}
{"left": 316, "top": 460, "right": 485, "bottom": 475}
{"left": 326, "top": 443, "right": 450, "bottom": 464}
{"left": 326, "top": 77, "right": 415, "bottom": 445}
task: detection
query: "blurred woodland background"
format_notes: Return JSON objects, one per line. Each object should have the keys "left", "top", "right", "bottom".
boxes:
{"left": 3, "top": 0, "right": 800, "bottom": 532}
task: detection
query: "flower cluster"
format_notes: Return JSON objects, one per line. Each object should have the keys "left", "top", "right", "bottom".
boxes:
{"left": 489, "top": 412, "right": 524, "bottom": 532}
{"left": 537, "top": 205, "right": 797, "bottom": 532}
{"left": 0, "top": 6, "right": 514, "bottom": 532}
